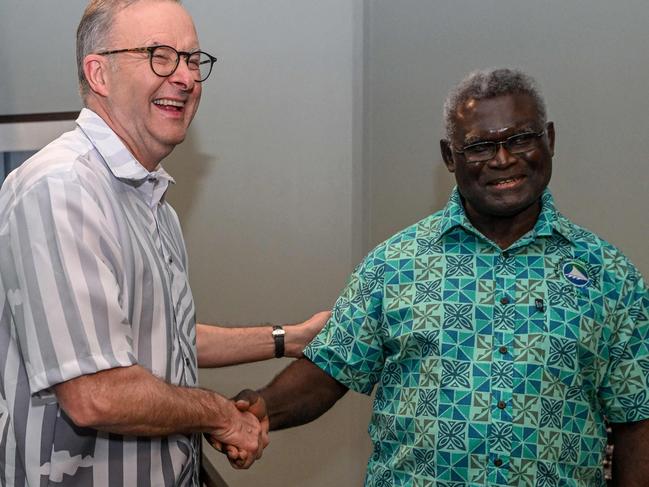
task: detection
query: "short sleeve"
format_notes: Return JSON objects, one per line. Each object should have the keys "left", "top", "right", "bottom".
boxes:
{"left": 599, "top": 268, "right": 649, "bottom": 422}
{"left": 304, "top": 246, "right": 386, "bottom": 395}
{"left": 3, "top": 173, "right": 136, "bottom": 396}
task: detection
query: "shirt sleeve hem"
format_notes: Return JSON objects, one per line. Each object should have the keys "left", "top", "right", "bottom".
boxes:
{"left": 28, "top": 349, "right": 137, "bottom": 397}
{"left": 303, "top": 351, "right": 375, "bottom": 396}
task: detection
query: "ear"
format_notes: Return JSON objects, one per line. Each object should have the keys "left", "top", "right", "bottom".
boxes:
{"left": 545, "top": 121, "right": 555, "bottom": 156}
{"left": 83, "top": 54, "right": 111, "bottom": 97}
{"left": 440, "top": 139, "right": 456, "bottom": 173}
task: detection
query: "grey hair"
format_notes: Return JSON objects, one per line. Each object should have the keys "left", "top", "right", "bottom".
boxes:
{"left": 76, "top": 0, "right": 181, "bottom": 101}
{"left": 442, "top": 68, "right": 547, "bottom": 141}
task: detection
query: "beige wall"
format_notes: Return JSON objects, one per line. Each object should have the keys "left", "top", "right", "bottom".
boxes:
{"left": 1, "top": 1, "right": 648, "bottom": 486}
{"left": 166, "top": 2, "right": 374, "bottom": 485}
{"left": 364, "top": 0, "right": 649, "bottom": 277}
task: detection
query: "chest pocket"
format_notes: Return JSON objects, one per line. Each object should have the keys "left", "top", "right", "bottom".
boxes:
{"left": 541, "top": 271, "right": 607, "bottom": 402}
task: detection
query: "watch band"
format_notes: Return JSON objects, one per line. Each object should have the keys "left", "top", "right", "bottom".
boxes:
{"left": 272, "top": 325, "right": 285, "bottom": 358}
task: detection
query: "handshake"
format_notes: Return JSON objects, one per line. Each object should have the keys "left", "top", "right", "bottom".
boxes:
{"left": 201, "top": 311, "right": 333, "bottom": 469}
{"left": 205, "top": 389, "right": 269, "bottom": 469}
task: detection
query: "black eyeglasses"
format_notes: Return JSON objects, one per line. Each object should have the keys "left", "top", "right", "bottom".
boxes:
{"left": 96, "top": 44, "right": 217, "bottom": 82}
{"left": 454, "top": 129, "right": 546, "bottom": 163}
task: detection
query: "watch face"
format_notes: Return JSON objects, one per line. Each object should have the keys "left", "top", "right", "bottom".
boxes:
{"left": 272, "top": 329, "right": 285, "bottom": 336}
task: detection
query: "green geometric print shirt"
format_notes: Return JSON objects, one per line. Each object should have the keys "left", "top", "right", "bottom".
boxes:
{"left": 304, "top": 189, "right": 649, "bottom": 487}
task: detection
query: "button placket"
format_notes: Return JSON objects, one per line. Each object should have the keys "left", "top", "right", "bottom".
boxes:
{"left": 487, "top": 249, "right": 516, "bottom": 484}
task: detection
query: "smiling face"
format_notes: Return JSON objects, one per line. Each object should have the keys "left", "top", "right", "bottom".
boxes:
{"left": 441, "top": 93, "right": 555, "bottom": 227}
{"left": 85, "top": 0, "right": 202, "bottom": 170}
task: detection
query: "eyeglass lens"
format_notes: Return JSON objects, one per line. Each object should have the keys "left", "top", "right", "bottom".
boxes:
{"left": 462, "top": 132, "right": 541, "bottom": 162}
{"left": 150, "top": 46, "right": 213, "bottom": 81}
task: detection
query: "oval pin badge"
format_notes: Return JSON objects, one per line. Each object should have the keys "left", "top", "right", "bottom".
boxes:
{"left": 562, "top": 261, "right": 590, "bottom": 287}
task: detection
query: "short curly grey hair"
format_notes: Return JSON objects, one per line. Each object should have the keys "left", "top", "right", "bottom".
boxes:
{"left": 443, "top": 68, "right": 547, "bottom": 141}
{"left": 76, "top": 0, "right": 182, "bottom": 101}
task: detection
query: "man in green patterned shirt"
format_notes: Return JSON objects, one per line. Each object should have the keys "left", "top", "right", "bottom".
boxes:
{"left": 232, "top": 68, "right": 649, "bottom": 486}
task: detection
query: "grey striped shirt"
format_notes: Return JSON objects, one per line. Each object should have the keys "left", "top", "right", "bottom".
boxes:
{"left": 0, "top": 109, "right": 199, "bottom": 486}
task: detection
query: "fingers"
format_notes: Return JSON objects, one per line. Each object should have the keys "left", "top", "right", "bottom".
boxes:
{"left": 258, "top": 412, "right": 270, "bottom": 449}
{"left": 232, "top": 388, "right": 258, "bottom": 406}
{"left": 308, "top": 311, "right": 332, "bottom": 328}
{"left": 204, "top": 432, "right": 224, "bottom": 452}
{"left": 209, "top": 404, "right": 268, "bottom": 469}
{"left": 313, "top": 310, "right": 332, "bottom": 321}
{"left": 225, "top": 443, "right": 260, "bottom": 469}
{"left": 225, "top": 445, "right": 239, "bottom": 459}
{"left": 287, "top": 311, "right": 331, "bottom": 359}
{"left": 233, "top": 399, "right": 250, "bottom": 412}
{"left": 232, "top": 390, "right": 256, "bottom": 414}
{"left": 208, "top": 435, "right": 260, "bottom": 470}
{"left": 232, "top": 390, "right": 268, "bottom": 423}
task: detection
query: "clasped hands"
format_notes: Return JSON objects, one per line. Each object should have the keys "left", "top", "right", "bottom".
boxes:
{"left": 205, "top": 389, "right": 269, "bottom": 469}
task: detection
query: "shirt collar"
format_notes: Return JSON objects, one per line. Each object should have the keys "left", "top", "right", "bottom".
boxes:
{"left": 76, "top": 108, "right": 175, "bottom": 207}
{"left": 433, "top": 187, "right": 574, "bottom": 245}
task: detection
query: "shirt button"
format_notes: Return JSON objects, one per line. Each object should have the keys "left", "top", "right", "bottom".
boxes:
{"left": 499, "top": 346, "right": 508, "bottom": 355}
{"left": 502, "top": 251, "right": 509, "bottom": 259}
{"left": 500, "top": 296, "right": 510, "bottom": 305}
{"left": 168, "top": 257, "right": 173, "bottom": 264}
{"left": 494, "top": 458, "right": 503, "bottom": 467}
{"left": 185, "top": 357, "right": 191, "bottom": 366}
{"left": 497, "top": 400, "right": 506, "bottom": 409}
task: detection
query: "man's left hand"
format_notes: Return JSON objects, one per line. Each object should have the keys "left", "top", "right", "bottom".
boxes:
{"left": 284, "top": 311, "right": 331, "bottom": 358}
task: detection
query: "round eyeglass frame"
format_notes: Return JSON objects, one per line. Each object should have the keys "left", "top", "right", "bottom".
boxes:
{"left": 96, "top": 44, "right": 217, "bottom": 82}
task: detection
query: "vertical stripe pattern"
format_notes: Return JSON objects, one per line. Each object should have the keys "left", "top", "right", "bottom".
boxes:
{"left": 0, "top": 109, "right": 199, "bottom": 486}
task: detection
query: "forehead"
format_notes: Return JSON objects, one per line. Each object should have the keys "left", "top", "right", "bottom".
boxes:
{"left": 453, "top": 94, "right": 541, "bottom": 142}
{"left": 110, "top": 0, "right": 198, "bottom": 48}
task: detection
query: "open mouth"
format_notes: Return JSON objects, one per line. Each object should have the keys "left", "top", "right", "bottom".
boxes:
{"left": 487, "top": 175, "right": 525, "bottom": 188}
{"left": 153, "top": 98, "right": 185, "bottom": 112}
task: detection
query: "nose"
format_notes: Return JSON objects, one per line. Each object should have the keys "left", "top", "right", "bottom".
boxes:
{"left": 168, "top": 55, "right": 196, "bottom": 91}
{"left": 489, "top": 141, "right": 517, "bottom": 168}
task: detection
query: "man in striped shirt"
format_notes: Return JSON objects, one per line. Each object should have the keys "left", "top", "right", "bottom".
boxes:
{"left": 0, "top": 0, "right": 328, "bottom": 485}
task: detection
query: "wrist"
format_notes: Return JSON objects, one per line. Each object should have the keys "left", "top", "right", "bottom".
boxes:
{"left": 203, "top": 390, "right": 235, "bottom": 431}
{"left": 282, "top": 325, "right": 305, "bottom": 358}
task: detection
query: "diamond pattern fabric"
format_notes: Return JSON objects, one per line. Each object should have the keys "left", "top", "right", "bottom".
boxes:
{"left": 305, "top": 189, "right": 649, "bottom": 486}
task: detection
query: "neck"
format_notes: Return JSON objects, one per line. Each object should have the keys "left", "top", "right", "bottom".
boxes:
{"left": 86, "top": 100, "right": 169, "bottom": 172}
{"left": 464, "top": 199, "right": 542, "bottom": 250}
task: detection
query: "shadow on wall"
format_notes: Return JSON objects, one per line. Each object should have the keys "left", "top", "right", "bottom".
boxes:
{"left": 164, "top": 129, "right": 215, "bottom": 221}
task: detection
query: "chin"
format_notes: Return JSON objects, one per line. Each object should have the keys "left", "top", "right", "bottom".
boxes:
{"left": 491, "top": 198, "right": 540, "bottom": 218}
{"left": 159, "top": 131, "right": 188, "bottom": 147}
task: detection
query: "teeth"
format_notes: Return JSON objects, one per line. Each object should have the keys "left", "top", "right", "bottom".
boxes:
{"left": 153, "top": 99, "right": 185, "bottom": 107}
{"left": 496, "top": 177, "right": 518, "bottom": 184}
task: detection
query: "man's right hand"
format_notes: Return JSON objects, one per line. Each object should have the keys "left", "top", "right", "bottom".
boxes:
{"left": 206, "top": 398, "right": 268, "bottom": 469}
